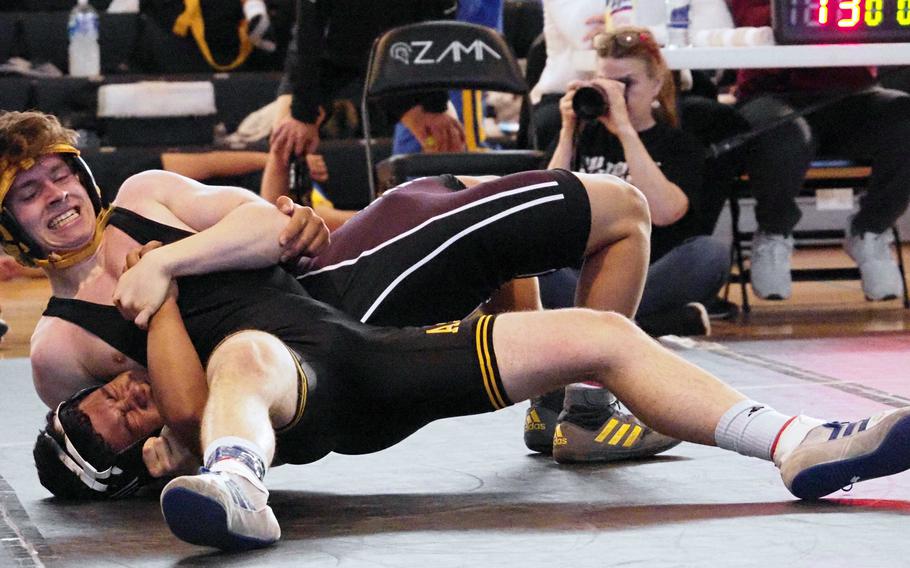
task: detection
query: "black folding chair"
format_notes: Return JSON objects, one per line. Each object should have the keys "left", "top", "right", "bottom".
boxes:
{"left": 361, "top": 20, "right": 546, "bottom": 198}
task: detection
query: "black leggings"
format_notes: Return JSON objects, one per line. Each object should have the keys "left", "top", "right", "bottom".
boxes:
{"left": 737, "top": 87, "right": 910, "bottom": 235}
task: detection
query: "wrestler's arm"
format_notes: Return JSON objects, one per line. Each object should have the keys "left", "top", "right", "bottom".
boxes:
{"left": 117, "top": 170, "right": 329, "bottom": 271}
{"left": 147, "top": 294, "right": 206, "bottom": 456}
{"left": 136, "top": 243, "right": 206, "bottom": 474}
{"left": 112, "top": 171, "right": 328, "bottom": 328}
{"left": 130, "top": 237, "right": 206, "bottom": 455}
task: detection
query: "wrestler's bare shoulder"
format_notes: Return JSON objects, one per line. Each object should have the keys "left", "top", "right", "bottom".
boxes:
{"left": 113, "top": 170, "right": 183, "bottom": 212}
{"left": 31, "top": 317, "right": 140, "bottom": 407}
{"left": 110, "top": 170, "right": 209, "bottom": 231}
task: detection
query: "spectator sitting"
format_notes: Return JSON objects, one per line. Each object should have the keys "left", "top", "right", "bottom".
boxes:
{"left": 732, "top": 0, "right": 910, "bottom": 302}
{"left": 545, "top": 26, "right": 730, "bottom": 337}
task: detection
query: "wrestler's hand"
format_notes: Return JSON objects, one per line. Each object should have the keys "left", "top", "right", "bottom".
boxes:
{"left": 125, "top": 241, "right": 178, "bottom": 303}
{"left": 275, "top": 195, "right": 330, "bottom": 264}
{"left": 113, "top": 241, "right": 172, "bottom": 330}
{"left": 142, "top": 426, "right": 200, "bottom": 478}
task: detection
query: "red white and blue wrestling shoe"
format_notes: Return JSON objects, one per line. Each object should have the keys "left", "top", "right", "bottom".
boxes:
{"left": 160, "top": 470, "right": 280, "bottom": 550}
{"left": 777, "top": 407, "right": 910, "bottom": 500}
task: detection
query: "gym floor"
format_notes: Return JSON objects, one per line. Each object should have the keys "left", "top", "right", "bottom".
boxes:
{"left": 2, "top": 248, "right": 910, "bottom": 567}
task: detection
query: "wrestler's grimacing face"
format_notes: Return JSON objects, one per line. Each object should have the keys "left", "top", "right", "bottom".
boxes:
{"left": 7, "top": 155, "right": 96, "bottom": 254}
{"left": 79, "top": 370, "right": 164, "bottom": 452}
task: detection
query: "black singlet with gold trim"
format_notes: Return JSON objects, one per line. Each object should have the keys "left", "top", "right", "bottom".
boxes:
{"left": 43, "top": 207, "right": 512, "bottom": 465}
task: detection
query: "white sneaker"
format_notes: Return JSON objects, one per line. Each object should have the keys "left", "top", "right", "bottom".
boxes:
{"left": 160, "top": 471, "right": 280, "bottom": 550}
{"left": 844, "top": 226, "right": 903, "bottom": 301}
{"left": 750, "top": 232, "right": 794, "bottom": 300}
{"left": 778, "top": 407, "right": 910, "bottom": 500}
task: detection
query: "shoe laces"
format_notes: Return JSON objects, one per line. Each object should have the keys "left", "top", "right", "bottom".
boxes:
{"left": 852, "top": 231, "right": 893, "bottom": 263}
{"left": 753, "top": 234, "right": 792, "bottom": 263}
{"left": 564, "top": 399, "right": 623, "bottom": 429}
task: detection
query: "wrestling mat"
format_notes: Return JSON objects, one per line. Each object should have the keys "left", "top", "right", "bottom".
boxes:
{"left": 1, "top": 334, "right": 909, "bottom": 567}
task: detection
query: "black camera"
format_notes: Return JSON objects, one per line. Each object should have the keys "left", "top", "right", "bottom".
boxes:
{"left": 572, "top": 85, "right": 609, "bottom": 120}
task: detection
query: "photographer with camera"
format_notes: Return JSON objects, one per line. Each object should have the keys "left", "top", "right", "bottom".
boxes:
{"left": 546, "top": 27, "right": 730, "bottom": 337}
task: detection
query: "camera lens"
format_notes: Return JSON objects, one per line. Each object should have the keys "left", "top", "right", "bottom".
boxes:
{"left": 572, "top": 86, "right": 609, "bottom": 120}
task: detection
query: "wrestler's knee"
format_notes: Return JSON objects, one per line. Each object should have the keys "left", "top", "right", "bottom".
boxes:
{"left": 591, "top": 308, "right": 645, "bottom": 338}
{"left": 207, "top": 330, "right": 292, "bottom": 386}
{"left": 576, "top": 172, "right": 651, "bottom": 236}
{"left": 558, "top": 308, "right": 648, "bottom": 354}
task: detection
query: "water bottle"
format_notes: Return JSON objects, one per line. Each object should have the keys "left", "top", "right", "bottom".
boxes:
{"left": 606, "top": 0, "right": 634, "bottom": 30}
{"left": 68, "top": 0, "right": 101, "bottom": 77}
{"left": 665, "top": 0, "right": 691, "bottom": 47}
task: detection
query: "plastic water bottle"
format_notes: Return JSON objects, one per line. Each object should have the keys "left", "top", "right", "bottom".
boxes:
{"left": 68, "top": 0, "right": 101, "bottom": 77}
{"left": 665, "top": 0, "right": 691, "bottom": 47}
{"left": 606, "top": 0, "right": 634, "bottom": 30}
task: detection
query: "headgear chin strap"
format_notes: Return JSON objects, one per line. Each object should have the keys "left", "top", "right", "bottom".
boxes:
{"left": 0, "top": 143, "right": 110, "bottom": 269}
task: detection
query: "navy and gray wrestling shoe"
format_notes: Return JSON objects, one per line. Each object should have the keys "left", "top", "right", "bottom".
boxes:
{"left": 777, "top": 407, "right": 910, "bottom": 500}
{"left": 160, "top": 471, "right": 280, "bottom": 550}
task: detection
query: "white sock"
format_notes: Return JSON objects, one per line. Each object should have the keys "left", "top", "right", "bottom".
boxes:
{"left": 714, "top": 400, "right": 795, "bottom": 461}
{"left": 203, "top": 437, "right": 269, "bottom": 505}
{"left": 770, "top": 415, "right": 827, "bottom": 466}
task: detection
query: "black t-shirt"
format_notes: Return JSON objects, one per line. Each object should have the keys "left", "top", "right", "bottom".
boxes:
{"left": 288, "top": 0, "right": 456, "bottom": 123}
{"left": 573, "top": 121, "right": 706, "bottom": 262}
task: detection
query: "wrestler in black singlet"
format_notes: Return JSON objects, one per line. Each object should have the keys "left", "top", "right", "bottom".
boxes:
{"left": 44, "top": 208, "right": 510, "bottom": 466}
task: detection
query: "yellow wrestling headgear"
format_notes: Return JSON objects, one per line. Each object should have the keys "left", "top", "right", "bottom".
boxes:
{"left": 0, "top": 143, "right": 112, "bottom": 269}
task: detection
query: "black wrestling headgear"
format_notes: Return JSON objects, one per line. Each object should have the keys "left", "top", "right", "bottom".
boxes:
{"left": 33, "top": 387, "right": 154, "bottom": 500}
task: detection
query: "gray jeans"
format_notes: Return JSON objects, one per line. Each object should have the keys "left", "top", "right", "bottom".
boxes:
{"left": 539, "top": 235, "right": 731, "bottom": 317}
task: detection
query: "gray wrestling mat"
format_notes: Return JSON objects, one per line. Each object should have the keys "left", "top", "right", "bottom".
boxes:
{"left": 2, "top": 335, "right": 910, "bottom": 567}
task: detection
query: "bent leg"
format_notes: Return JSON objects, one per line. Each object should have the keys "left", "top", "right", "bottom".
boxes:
{"left": 494, "top": 308, "right": 910, "bottom": 499}
{"left": 738, "top": 95, "right": 813, "bottom": 235}
{"left": 572, "top": 172, "right": 651, "bottom": 317}
{"left": 303, "top": 169, "right": 598, "bottom": 325}
{"left": 161, "top": 330, "right": 296, "bottom": 550}
{"left": 202, "top": 330, "right": 301, "bottom": 461}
